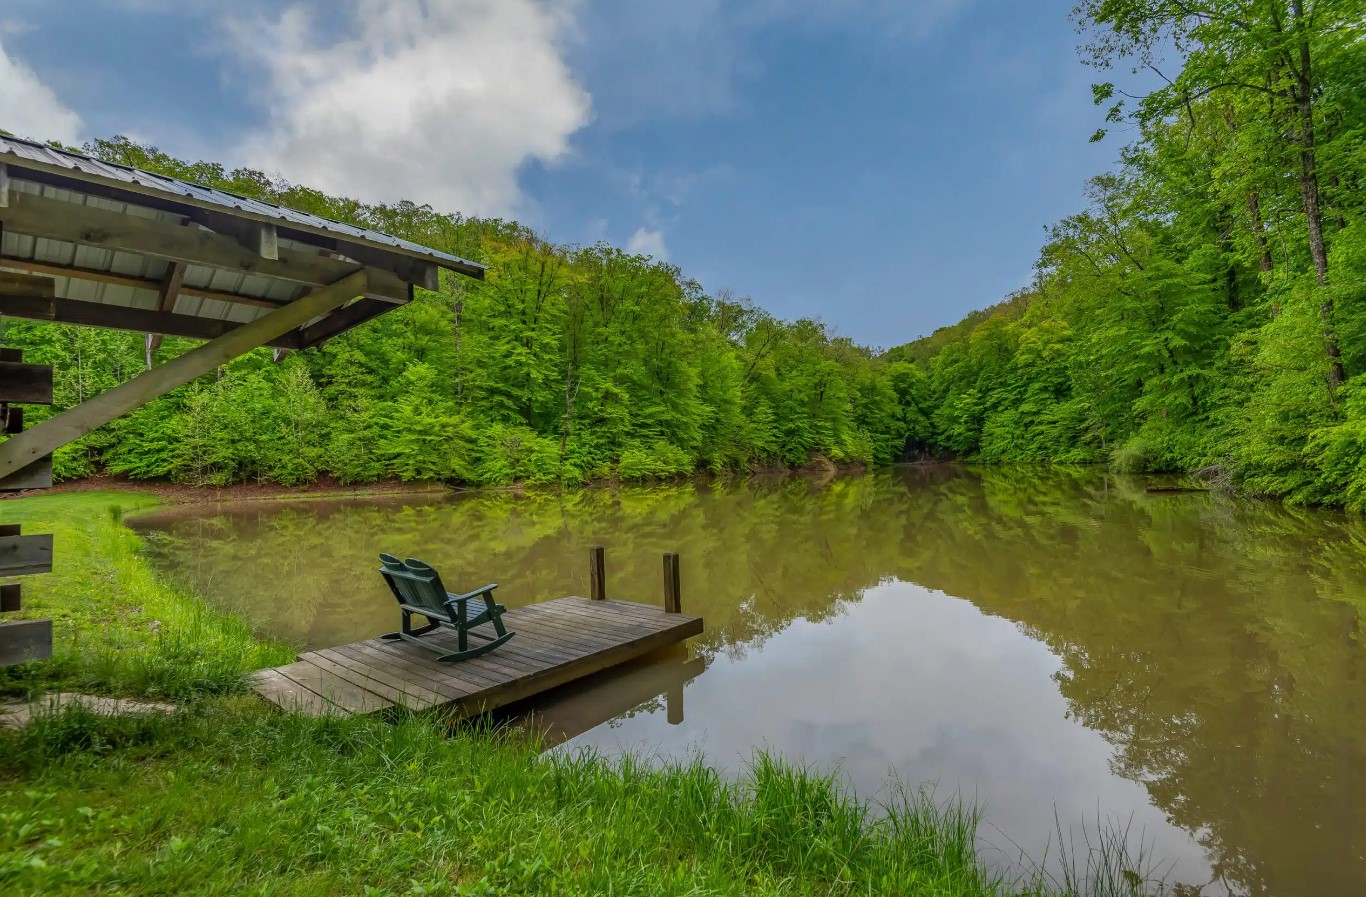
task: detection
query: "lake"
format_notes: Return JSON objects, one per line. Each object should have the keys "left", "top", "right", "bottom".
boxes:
{"left": 129, "top": 465, "right": 1366, "bottom": 896}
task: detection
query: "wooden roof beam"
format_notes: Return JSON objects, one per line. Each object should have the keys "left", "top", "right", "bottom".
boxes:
{"left": 0, "top": 290, "right": 303, "bottom": 350}
{"left": 145, "top": 260, "right": 187, "bottom": 356}
{"left": 1, "top": 190, "right": 409, "bottom": 301}
{"left": 296, "top": 297, "right": 392, "bottom": 349}
{"left": 0, "top": 270, "right": 368, "bottom": 482}
{"left": 0, "top": 257, "right": 287, "bottom": 309}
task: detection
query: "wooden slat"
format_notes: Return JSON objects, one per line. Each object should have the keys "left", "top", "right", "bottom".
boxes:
{"left": 273, "top": 659, "right": 392, "bottom": 715}
{"left": 1, "top": 190, "right": 410, "bottom": 301}
{"left": 0, "top": 455, "right": 53, "bottom": 491}
{"left": 252, "top": 668, "right": 342, "bottom": 716}
{"left": 0, "top": 584, "right": 20, "bottom": 612}
{"left": 362, "top": 637, "right": 507, "bottom": 691}
{"left": 0, "top": 619, "right": 52, "bottom": 666}
{"left": 305, "top": 648, "right": 446, "bottom": 712}
{"left": 333, "top": 642, "right": 471, "bottom": 700}
{"left": 0, "top": 361, "right": 53, "bottom": 404}
{"left": 0, "top": 533, "right": 53, "bottom": 576}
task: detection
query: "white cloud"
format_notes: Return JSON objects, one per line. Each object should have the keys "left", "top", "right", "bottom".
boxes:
{"left": 626, "top": 226, "right": 668, "bottom": 261}
{"left": 226, "top": 0, "right": 592, "bottom": 217}
{"left": 0, "top": 35, "right": 82, "bottom": 144}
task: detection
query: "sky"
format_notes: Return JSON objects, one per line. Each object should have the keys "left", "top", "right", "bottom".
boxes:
{"left": 0, "top": 0, "right": 1115, "bottom": 348}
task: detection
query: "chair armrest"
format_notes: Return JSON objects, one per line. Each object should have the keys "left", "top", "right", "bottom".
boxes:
{"left": 445, "top": 584, "right": 498, "bottom": 604}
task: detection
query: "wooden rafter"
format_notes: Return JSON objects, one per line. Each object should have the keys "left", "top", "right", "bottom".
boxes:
{"left": 145, "top": 260, "right": 187, "bottom": 355}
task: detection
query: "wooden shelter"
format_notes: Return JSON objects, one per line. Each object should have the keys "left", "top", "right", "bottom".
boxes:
{"left": 0, "top": 135, "right": 485, "bottom": 666}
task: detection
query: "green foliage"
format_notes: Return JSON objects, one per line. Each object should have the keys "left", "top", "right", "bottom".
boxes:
{"left": 881, "top": 1, "right": 1366, "bottom": 508}
{"left": 1, "top": 144, "right": 917, "bottom": 488}
{"left": 0, "top": 492, "right": 293, "bottom": 700}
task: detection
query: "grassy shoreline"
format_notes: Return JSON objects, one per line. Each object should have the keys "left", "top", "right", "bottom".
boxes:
{"left": 0, "top": 490, "right": 1151, "bottom": 896}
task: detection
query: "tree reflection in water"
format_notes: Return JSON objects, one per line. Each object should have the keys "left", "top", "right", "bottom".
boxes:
{"left": 133, "top": 465, "right": 1366, "bottom": 896}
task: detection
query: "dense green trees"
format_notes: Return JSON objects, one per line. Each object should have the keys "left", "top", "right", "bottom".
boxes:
{"left": 889, "top": 1, "right": 1366, "bottom": 509}
{"left": 6, "top": 3, "right": 1364, "bottom": 503}
{"left": 0, "top": 138, "right": 924, "bottom": 487}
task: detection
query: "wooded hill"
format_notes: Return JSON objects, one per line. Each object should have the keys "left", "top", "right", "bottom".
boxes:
{"left": 2, "top": 138, "right": 929, "bottom": 488}
{"left": 6, "top": 1, "right": 1364, "bottom": 508}
{"left": 889, "top": 0, "right": 1366, "bottom": 510}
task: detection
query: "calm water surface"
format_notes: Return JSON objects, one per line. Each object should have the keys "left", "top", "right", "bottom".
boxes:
{"left": 130, "top": 466, "right": 1366, "bottom": 896}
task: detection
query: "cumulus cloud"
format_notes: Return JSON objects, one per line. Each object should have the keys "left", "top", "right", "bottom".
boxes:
{"left": 626, "top": 226, "right": 668, "bottom": 261}
{"left": 0, "top": 35, "right": 82, "bottom": 144}
{"left": 226, "top": 0, "right": 591, "bottom": 217}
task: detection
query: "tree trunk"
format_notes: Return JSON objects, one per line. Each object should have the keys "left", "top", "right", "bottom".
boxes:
{"left": 1288, "top": 3, "right": 1345, "bottom": 389}
{"left": 1246, "top": 192, "right": 1274, "bottom": 273}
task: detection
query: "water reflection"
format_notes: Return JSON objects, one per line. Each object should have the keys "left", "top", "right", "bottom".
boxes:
{"left": 131, "top": 465, "right": 1366, "bottom": 896}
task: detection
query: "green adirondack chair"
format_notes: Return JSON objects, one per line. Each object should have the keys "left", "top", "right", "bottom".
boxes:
{"left": 377, "top": 553, "right": 515, "bottom": 662}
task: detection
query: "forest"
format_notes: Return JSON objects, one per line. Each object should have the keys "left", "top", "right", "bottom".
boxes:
{"left": 4, "top": 1, "right": 1366, "bottom": 509}
{"left": 1, "top": 140, "right": 926, "bottom": 488}
{"left": 890, "top": 0, "right": 1366, "bottom": 509}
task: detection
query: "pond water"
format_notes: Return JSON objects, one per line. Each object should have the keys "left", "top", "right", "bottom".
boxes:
{"left": 129, "top": 465, "right": 1366, "bottom": 896}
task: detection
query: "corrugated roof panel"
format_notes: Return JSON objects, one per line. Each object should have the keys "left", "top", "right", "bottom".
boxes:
{"left": 0, "top": 134, "right": 485, "bottom": 276}
{"left": 34, "top": 236, "right": 80, "bottom": 266}
{"left": 58, "top": 275, "right": 92, "bottom": 301}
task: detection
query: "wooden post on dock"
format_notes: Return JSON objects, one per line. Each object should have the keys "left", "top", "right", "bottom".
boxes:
{"left": 663, "top": 552, "right": 681, "bottom": 614}
{"left": 589, "top": 546, "right": 606, "bottom": 600}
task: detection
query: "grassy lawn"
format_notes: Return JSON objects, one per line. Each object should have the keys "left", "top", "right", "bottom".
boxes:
{"left": 0, "top": 492, "right": 1146, "bottom": 896}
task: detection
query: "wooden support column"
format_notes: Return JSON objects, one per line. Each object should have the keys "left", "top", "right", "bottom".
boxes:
{"left": 589, "top": 546, "right": 606, "bottom": 600}
{"left": 663, "top": 552, "right": 681, "bottom": 614}
{"left": 0, "top": 270, "right": 368, "bottom": 482}
{"left": 146, "top": 259, "right": 188, "bottom": 360}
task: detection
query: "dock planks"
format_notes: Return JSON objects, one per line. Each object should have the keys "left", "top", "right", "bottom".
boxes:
{"left": 252, "top": 596, "right": 703, "bottom": 718}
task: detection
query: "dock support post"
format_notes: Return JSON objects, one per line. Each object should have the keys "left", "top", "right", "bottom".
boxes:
{"left": 590, "top": 546, "right": 606, "bottom": 600}
{"left": 663, "top": 552, "right": 681, "bottom": 614}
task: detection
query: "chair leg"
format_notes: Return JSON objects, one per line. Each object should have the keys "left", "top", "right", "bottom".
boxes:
{"left": 381, "top": 610, "right": 440, "bottom": 640}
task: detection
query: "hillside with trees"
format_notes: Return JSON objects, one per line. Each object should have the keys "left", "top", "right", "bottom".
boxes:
{"left": 5, "top": 1, "right": 1365, "bottom": 510}
{"left": 890, "top": 0, "right": 1366, "bottom": 509}
{"left": 1, "top": 138, "right": 931, "bottom": 487}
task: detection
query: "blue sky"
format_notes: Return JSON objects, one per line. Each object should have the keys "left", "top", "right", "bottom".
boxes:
{"left": 0, "top": 1, "right": 1114, "bottom": 348}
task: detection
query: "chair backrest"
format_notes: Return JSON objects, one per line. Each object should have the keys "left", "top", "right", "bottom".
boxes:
{"left": 378, "top": 553, "right": 447, "bottom": 613}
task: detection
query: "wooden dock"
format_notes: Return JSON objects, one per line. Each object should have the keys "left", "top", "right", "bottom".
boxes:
{"left": 252, "top": 596, "right": 703, "bottom": 718}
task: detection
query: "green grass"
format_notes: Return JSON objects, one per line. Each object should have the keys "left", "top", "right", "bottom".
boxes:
{"left": 0, "top": 492, "right": 1157, "bottom": 896}
{"left": 0, "top": 491, "right": 293, "bottom": 700}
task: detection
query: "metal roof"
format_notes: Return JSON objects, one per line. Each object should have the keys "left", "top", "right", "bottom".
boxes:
{"left": 0, "top": 134, "right": 485, "bottom": 278}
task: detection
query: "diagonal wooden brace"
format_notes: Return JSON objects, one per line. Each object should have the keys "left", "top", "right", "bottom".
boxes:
{"left": 0, "top": 270, "right": 369, "bottom": 482}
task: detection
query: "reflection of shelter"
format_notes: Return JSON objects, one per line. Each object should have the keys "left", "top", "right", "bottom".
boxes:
{"left": 0, "top": 135, "right": 486, "bottom": 665}
{"left": 501, "top": 648, "right": 706, "bottom": 749}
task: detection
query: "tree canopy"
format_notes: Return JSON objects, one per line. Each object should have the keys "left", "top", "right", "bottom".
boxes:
{"left": 889, "top": 0, "right": 1366, "bottom": 509}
